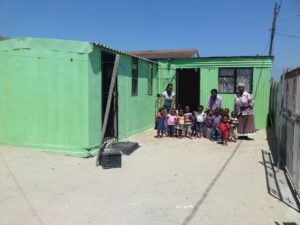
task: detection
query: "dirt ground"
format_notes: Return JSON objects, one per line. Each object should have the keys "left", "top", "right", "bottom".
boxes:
{"left": 0, "top": 129, "right": 299, "bottom": 225}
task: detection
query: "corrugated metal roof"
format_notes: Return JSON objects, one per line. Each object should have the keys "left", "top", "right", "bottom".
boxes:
{"left": 0, "top": 36, "right": 9, "bottom": 41}
{"left": 168, "top": 55, "right": 274, "bottom": 60}
{"left": 285, "top": 67, "right": 300, "bottom": 79}
{"left": 128, "top": 49, "right": 199, "bottom": 59}
{"left": 93, "top": 42, "right": 158, "bottom": 64}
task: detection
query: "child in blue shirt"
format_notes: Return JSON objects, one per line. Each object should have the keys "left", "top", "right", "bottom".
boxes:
{"left": 205, "top": 109, "right": 214, "bottom": 139}
{"left": 211, "top": 108, "right": 222, "bottom": 141}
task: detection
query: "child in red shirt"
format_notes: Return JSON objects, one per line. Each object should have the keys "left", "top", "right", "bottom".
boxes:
{"left": 219, "top": 115, "right": 230, "bottom": 145}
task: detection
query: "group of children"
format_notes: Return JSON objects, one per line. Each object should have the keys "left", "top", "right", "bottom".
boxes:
{"left": 155, "top": 105, "right": 239, "bottom": 145}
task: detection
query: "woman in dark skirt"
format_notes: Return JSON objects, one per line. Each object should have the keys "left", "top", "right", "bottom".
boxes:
{"left": 234, "top": 83, "right": 256, "bottom": 138}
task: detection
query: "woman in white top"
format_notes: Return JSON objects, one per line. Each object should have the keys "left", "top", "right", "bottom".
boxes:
{"left": 160, "top": 83, "right": 176, "bottom": 114}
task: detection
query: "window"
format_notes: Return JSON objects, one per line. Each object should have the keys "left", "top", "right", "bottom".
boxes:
{"left": 218, "top": 68, "right": 253, "bottom": 93}
{"left": 148, "top": 64, "right": 153, "bottom": 95}
{"left": 131, "top": 58, "right": 138, "bottom": 96}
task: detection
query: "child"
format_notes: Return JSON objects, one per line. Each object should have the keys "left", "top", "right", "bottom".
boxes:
{"left": 176, "top": 109, "right": 184, "bottom": 138}
{"left": 166, "top": 108, "right": 176, "bottom": 137}
{"left": 183, "top": 106, "right": 193, "bottom": 138}
{"left": 176, "top": 103, "right": 182, "bottom": 116}
{"left": 222, "top": 108, "right": 230, "bottom": 117}
{"left": 204, "top": 109, "right": 214, "bottom": 139}
{"left": 195, "top": 105, "right": 206, "bottom": 138}
{"left": 229, "top": 111, "right": 239, "bottom": 142}
{"left": 211, "top": 108, "right": 222, "bottom": 141}
{"left": 155, "top": 107, "right": 165, "bottom": 138}
{"left": 219, "top": 115, "right": 230, "bottom": 145}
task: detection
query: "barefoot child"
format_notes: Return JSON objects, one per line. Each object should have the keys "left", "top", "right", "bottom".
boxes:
{"left": 212, "top": 108, "right": 222, "bottom": 141}
{"left": 195, "top": 105, "right": 206, "bottom": 138}
{"left": 219, "top": 115, "right": 230, "bottom": 145}
{"left": 229, "top": 111, "right": 238, "bottom": 142}
{"left": 205, "top": 109, "right": 214, "bottom": 139}
{"left": 183, "top": 106, "right": 193, "bottom": 138}
{"left": 167, "top": 108, "right": 176, "bottom": 137}
{"left": 176, "top": 109, "right": 184, "bottom": 138}
{"left": 155, "top": 108, "right": 165, "bottom": 138}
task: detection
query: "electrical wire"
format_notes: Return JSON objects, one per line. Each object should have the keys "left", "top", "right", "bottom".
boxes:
{"left": 276, "top": 32, "right": 300, "bottom": 39}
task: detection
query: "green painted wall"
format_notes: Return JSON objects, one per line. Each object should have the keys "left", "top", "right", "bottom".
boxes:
{"left": 0, "top": 38, "right": 158, "bottom": 157}
{"left": 157, "top": 57, "right": 272, "bottom": 129}
{"left": 117, "top": 55, "right": 158, "bottom": 139}
{"left": 0, "top": 38, "right": 90, "bottom": 156}
{"left": 87, "top": 47, "right": 158, "bottom": 156}
{"left": 0, "top": 37, "right": 271, "bottom": 157}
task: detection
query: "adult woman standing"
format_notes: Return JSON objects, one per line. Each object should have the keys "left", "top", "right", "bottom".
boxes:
{"left": 160, "top": 83, "right": 176, "bottom": 113}
{"left": 234, "top": 83, "right": 256, "bottom": 138}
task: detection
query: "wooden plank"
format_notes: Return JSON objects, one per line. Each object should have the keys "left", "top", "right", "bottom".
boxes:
{"left": 96, "top": 54, "right": 120, "bottom": 166}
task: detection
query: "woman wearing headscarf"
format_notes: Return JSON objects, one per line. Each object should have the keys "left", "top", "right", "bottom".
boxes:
{"left": 160, "top": 83, "right": 176, "bottom": 114}
{"left": 234, "top": 83, "right": 256, "bottom": 138}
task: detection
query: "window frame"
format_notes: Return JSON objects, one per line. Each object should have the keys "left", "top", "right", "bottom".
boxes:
{"left": 218, "top": 67, "right": 253, "bottom": 94}
{"left": 131, "top": 58, "right": 139, "bottom": 96}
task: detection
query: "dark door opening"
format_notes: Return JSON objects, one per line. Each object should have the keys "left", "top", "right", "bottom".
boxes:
{"left": 101, "top": 51, "right": 118, "bottom": 139}
{"left": 176, "top": 68, "right": 200, "bottom": 111}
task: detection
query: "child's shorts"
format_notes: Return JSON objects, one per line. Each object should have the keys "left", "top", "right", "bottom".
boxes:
{"left": 167, "top": 125, "right": 176, "bottom": 133}
{"left": 177, "top": 123, "right": 184, "bottom": 130}
{"left": 183, "top": 124, "right": 192, "bottom": 134}
{"left": 195, "top": 122, "right": 204, "bottom": 132}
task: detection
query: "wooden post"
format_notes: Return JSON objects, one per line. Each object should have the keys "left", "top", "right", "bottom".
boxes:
{"left": 269, "top": 2, "right": 279, "bottom": 56}
{"left": 96, "top": 54, "right": 120, "bottom": 166}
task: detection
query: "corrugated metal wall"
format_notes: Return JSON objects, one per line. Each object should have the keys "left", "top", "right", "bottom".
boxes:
{"left": 270, "top": 68, "right": 300, "bottom": 196}
{"left": 158, "top": 57, "right": 272, "bottom": 129}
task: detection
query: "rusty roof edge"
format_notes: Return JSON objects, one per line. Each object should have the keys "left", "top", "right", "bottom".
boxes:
{"left": 128, "top": 48, "right": 199, "bottom": 53}
{"left": 159, "top": 55, "right": 274, "bottom": 60}
{"left": 285, "top": 67, "right": 300, "bottom": 79}
{"left": 93, "top": 42, "right": 158, "bottom": 64}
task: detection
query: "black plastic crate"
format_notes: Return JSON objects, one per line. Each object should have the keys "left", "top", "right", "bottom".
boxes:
{"left": 100, "top": 150, "right": 122, "bottom": 169}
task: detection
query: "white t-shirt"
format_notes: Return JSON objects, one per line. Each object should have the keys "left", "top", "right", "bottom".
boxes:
{"left": 162, "top": 91, "right": 175, "bottom": 108}
{"left": 195, "top": 112, "right": 206, "bottom": 123}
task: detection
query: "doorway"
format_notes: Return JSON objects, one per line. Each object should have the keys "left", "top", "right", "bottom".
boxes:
{"left": 101, "top": 51, "right": 118, "bottom": 139}
{"left": 176, "top": 68, "right": 200, "bottom": 111}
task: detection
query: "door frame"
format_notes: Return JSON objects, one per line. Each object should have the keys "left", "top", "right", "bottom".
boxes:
{"left": 176, "top": 68, "right": 200, "bottom": 110}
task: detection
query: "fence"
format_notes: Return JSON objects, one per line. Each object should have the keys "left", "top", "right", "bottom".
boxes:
{"left": 270, "top": 67, "right": 300, "bottom": 196}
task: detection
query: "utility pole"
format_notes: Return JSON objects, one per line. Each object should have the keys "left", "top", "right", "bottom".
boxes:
{"left": 269, "top": 1, "right": 280, "bottom": 56}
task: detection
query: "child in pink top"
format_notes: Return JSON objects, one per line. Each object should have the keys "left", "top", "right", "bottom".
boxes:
{"left": 167, "top": 108, "right": 176, "bottom": 137}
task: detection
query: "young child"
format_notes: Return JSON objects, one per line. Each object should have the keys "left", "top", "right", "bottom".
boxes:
{"left": 166, "top": 108, "right": 176, "bottom": 137}
{"left": 205, "top": 109, "right": 214, "bottom": 139}
{"left": 176, "top": 103, "right": 182, "bottom": 116}
{"left": 211, "top": 108, "right": 222, "bottom": 141}
{"left": 176, "top": 109, "right": 184, "bottom": 138}
{"left": 183, "top": 106, "right": 193, "bottom": 138}
{"left": 195, "top": 105, "right": 206, "bottom": 138}
{"left": 229, "top": 111, "right": 239, "bottom": 142}
{"left": 219, "top": 115, "right": 230, "bottom": 145}
{"left": 155, "top": 107, "right": 165, "bottom": 138}
{"left": 222, "top": 108, "right": 230, "bottom": 117}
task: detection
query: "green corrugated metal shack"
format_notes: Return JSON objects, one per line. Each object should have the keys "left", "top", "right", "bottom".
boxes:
{"left": 0, "top": 38, "right": 158, "bottom": 157}
{"left": 0, "top": 37, "right": 273, "bottom": 157}
{"left": 156, "top": 56, "right": 273, "bottom": 129}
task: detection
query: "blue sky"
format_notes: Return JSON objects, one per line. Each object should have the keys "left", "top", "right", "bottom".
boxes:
{"left": 0, "top": 0, "right": 299, "bottom": 79}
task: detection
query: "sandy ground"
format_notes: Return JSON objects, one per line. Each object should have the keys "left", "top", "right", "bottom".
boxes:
{"left": 0, "top": 129, "right": 299, "bottom": 225}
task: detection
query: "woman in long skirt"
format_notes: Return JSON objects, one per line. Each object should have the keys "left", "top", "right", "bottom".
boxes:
{"left": 234, "top": 83, "right": 256, "bottom": 138}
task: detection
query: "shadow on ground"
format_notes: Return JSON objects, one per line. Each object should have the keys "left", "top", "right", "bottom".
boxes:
{"left": 263, "top": 127, "right": 300, "bottom": 213}
{"left": 275, "top": 222, "right": 298, "bottom": 225}
{"left": 180, "top": 141, "right": 243, "bottom": 225}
